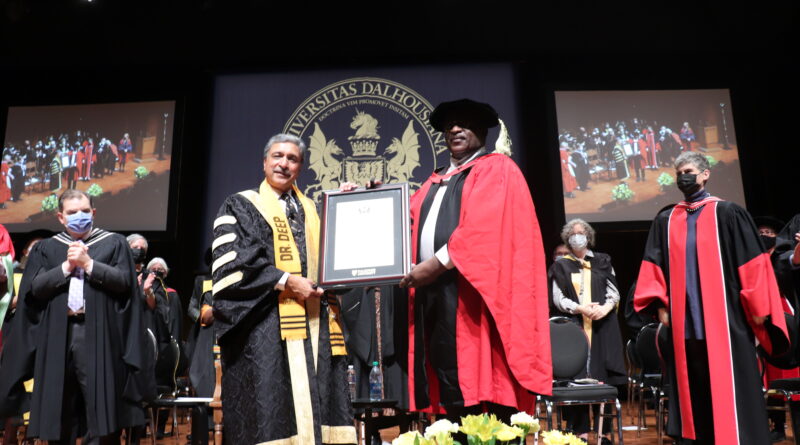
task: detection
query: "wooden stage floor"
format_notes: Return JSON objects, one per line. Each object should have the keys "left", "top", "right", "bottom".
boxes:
{"left": 137, "top": 400, "right": 796, "bottom": 445}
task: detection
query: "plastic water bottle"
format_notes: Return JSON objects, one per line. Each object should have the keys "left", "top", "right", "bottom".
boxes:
{"left": 346, "top": 365, "right": 357, "bottom": 401}
{"left": 368, "top": 361, "right": 383, "bottom": 401}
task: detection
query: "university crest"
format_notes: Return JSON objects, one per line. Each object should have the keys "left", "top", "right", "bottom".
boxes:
{"left": 283, "top": 77, "right": 446, "bottom": 201}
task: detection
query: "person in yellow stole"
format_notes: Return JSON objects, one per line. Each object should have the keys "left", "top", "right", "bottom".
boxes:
{"left": 211, "top": 134, "right": 355, "bottom": 445}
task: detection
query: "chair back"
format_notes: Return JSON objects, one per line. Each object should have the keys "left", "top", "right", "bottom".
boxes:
{"left": 635, "top": 323, "right": 662, "bottom": 374}
{"left": 155, "top": 336, "right": 181, "bottom": 396}
{"left": 146, "top": 328, "right": 158, "bottom": 363}
{"left": 549, "top": 316, "right": 590, "bottom": 380}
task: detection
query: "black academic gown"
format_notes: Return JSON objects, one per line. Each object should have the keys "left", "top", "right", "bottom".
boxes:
{"left": 148, "top": 278, "right": 185, "bottom": 387}
{"left": 2, "top": 230, "right": 149, "bottom": 440}
{"left": 340, "top": 286, "right": 408, "bottom": 409}
{"left": 212, "top": 192, "right": 354, "bottom": 445}
{"left": 186, "top": 274, "right": 215, "bottom": 398}
{"left": 548, "top": 252, "right": 626, "bottom": 385}
{"left": 774, "top": 214, "right": 800, "bottom": 305}
{"left": 634, "top": 198, "right": 789, "bottom": 444}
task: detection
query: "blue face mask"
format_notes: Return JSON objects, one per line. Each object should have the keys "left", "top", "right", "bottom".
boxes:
{"left": 66, "top": 211, "right": 93, "bottom": 235}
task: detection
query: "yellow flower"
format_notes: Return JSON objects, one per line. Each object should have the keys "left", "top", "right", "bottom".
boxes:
{"left": 392, "top": 431, "right": 431, "bottom": 445}
{"left": 495, "top": 425, "right": 523, "bottom": 441}
{"left": 541, "top": 431, "right": 570, "bottom": 445}
{"left": 459, "top": 414, "right": 505, "bottom": 442}
{"left": 510, "top": 411, "right": 540, "bottom": 434}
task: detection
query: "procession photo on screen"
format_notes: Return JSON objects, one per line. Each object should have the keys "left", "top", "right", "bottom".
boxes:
{"left": 1, "top": 100, "right": 175, "bottom": 232}
{"left": 555, "top": 89, "right": 746, "bottom": 222}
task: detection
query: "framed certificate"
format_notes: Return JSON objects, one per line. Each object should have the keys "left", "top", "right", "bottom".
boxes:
{"left": 318, "top": 183, "right": 411, "bottom": 288}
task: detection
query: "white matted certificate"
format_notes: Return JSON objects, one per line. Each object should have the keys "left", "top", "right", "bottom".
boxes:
{"left": 333, "top": 197, "right": 394, "bottom": 270}
{"left": 319, "top": 183, "right": 410, "bottom": 288}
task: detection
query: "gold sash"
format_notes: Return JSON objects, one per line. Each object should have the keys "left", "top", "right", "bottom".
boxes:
{"left": 568, "top": 255, "right": 593, "bottom": 344}
{"left": 238, "top": 181, "right": 345, "bottom": 354}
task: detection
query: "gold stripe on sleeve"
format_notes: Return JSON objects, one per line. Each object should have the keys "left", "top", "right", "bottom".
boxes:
{"left": 212, "top": 233, "right": 237, "bottom": 251}
{"left": 213, "top": 215, "right": 237, "bottom": 229}
{"left": 212, "top": 271, "right": 243, "bottom": 296}
{"left": 212, "top": 251, "right": 237, "bottom": 274}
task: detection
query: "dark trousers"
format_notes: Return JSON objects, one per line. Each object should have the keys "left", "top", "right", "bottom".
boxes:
{"left": 563, "top": 403, "right": 612, "bottom": 435}
{"left": 51, "top": 318, "right": 119, "bottom": 445}
{"left": 684, "top": 339, "right": 714, "bottom": 444}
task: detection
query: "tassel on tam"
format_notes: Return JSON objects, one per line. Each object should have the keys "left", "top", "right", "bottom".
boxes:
{"left": 494, "top": 119, "right": 513, "bottom": 156}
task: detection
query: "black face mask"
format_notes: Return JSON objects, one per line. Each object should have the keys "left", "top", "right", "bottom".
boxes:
{"left": 130, "top": 248, "right": 146, "bottom": 264}
{"left": 761, "top": 235, "right": 777, "bottom": 250}
{"left": 676, "top": 173, "right": 701, "bottom": 196}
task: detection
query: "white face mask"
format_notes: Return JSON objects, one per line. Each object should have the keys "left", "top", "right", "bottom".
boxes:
{"left": 554, "top": 255, "right": 565, "bottom": 262}
{"left": 568, "top": 233, "right": 588, "bottom": 250}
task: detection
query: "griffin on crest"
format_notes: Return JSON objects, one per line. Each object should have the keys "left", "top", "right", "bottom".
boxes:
{"left": 305, "top": 122, "right": 343, "bottom": 200}
{"left": 385, "top": 121, "right": 421, "bottom": 187}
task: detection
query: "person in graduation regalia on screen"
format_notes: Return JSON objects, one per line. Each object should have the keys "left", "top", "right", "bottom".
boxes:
{"left": 634, "top": 151, "right": 790, "bottom": 444}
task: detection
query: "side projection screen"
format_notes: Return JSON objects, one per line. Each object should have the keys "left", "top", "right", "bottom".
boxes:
{"left": 554, "top": 89, "right": 745, "bottom": 223}
{"left": 1, "top": 101, "right": 176, "bottom": 232}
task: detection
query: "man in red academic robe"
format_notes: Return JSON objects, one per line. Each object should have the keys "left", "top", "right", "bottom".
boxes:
{"left": 399, "top": 99, "right": 551, "bottom": 422}
{"left": 643, "top": 126, "right": 658, "bottom": 168}
{"left": 559, "top": 142, "right": 577, "bottom": 198}
{"left": 634, "top": 151, "right": 789, "bottom": 444}
{"left": 0, "top": 157, "right": 11, "bottom": 209}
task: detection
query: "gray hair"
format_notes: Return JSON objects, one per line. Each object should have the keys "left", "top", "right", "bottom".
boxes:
{"left": 146, "top": 257, "right": 169, "bottom": 276}
{"left": 560, "top": 218, "right": 596, "bottom": 248}
{"left": 674, "top": 151, "right": 709, "bottom": 172}
{"left": 263, "top": 134, "right": 306, "bottom": 161}
{"left": 126, "top": 233, "right": 148, "bottom": 250}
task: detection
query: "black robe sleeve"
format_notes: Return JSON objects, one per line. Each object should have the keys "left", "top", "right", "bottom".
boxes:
{"left": 0, "top": 243, "right": 44, "bottom": 417}
{"left": 212, "top": 193, "right": 285, "bottom": 342}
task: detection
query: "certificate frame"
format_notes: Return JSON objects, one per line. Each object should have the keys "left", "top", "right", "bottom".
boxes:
{"left": 318, "top": 183, "right": 411, "bottom": 288}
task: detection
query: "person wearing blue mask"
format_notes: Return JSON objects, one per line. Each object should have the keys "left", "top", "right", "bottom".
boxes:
{"left": 0, "top": 189, "right": 150, "bottom": 445}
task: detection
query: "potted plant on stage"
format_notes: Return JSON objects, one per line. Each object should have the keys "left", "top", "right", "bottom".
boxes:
{"left": 134, "top": 166, "right": 149, "bottom": 180}
{"left": 611, "top": 182, "right": 634, "bottom": 205}
{"left": 86, "top": 183, "right": 103, "bottom": 198}
{"left": 657, "top": 172, "right": 674, "bottom": 192}
{"left": 40, "top": 194, "right": 58, "bottom": 213}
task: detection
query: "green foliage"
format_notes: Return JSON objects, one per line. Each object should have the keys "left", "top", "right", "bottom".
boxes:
{"left": 657, "top": 172, "right": 674, "bottom": 187}
{"left": 86, "top": 183, "right": 103, "bottom": 197}
{"left": 134, "top": 166, "right": 149, "bottom": 179}
{"left": 611, "top": 183, "right": 634, "bottom": 202}
{"left": 41, "top": 194, "right": 58, "bottom": 213}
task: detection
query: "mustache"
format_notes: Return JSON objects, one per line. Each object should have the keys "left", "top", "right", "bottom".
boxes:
{"left": 273, "top": 167, "right": 291, "bottom": 176}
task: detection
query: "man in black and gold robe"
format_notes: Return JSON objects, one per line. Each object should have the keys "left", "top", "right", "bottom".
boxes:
{"left": 211, "top": 134, "right": 355, "bottom": 444}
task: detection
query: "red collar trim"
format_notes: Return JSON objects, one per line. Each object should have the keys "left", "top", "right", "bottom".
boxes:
{"left": 675, "top": 196, "right": 722, "bottom": 210}
{"left": 430, "top": 153, "right": 496, "bottom": 184}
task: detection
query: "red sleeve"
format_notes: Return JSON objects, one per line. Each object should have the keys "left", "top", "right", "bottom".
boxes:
{"left": 447, "top": 154, "right": 552, "bottom": 395}
{"left": 739, "top": 253, "right": 788, "bottom": 355}
{"left": 634, "top": 260, "right": 669, "bottom": 312}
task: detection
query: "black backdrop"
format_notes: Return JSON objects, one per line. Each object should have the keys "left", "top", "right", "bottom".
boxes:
{"left": 0, "top": 0, "right": 798, "bottom": 341}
